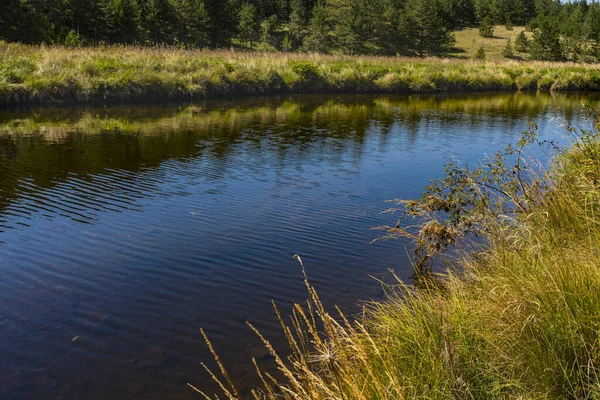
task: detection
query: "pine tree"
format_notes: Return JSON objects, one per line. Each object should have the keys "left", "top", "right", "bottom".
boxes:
{"left": 34, "top": 0, "right": 67, "bottom": 43}
{"left": 302, "top": 0, "right": 332, "bottom": 52}
{"left": 585, "top": 2, "right": 600, "bottom": 43}
{"left": 559, "top": 2, "right": 586, "bottom": 61}
{"left": 514, "top": 30, "right": 528, "bottom": 51}
{"left": 286, "top": 0, "right": 307, "bottom": 49}
{"left": 140, "top": 0, "right": 177, "bottom": 44}
{"left": 447, "top": 0, "right": 477, "bottom": 27}
{"left": 401, "top": 0, "right": 456, "bottom": 57}
{"left": 505, "top": 17, "right": 513, "bottom": 30}
{"left": 475, "top": 44, "right": 486, "bottom": 59}
{"left": 380, "top": 0, "right": 405, "bottom": 54}
{"left": 282, "top": 33, "right": 293, "bottom": 50}
{"left": 535, "top": 0, "right": 560, "bottom": 17}
{"left": 503, "top": 38, "right": 514, "bottom": 58}
{"left": 495, "top": 0, "right": 515, "bottom": 26}
{"left": 61, "top": 0, "right": 106, "bottom": 44}
{"left": 479, "top": 16, "right": 494, "bottom": 38}
{"left": 530, "top": 17, "right": 562, "bottom": 61}
{"left": 334, "top": 0, "right": 385, "bottom": 55}
{"left": 204, "top": 0, "right": 237, "bottom": 48}
{"left": 238, "top": 3, "right": 259, "bottom": 48}
{"left": 560, "top": 2, "right": 585, "bottom": 39}
{"left": 260, "top": 14, "right": 278, "bottom": 46}
{"left": 474, "top": 0, "right": 495, "bottom": 22}
{"left": 104, "top": 0, "right": 141, "bottom": 44}
{"left": 172, "top": 0, "right": 210, "bottom": 46}
{"left": 0, "top": 0, "right": 49, "bottom": 43}
{"left": 518, "top": 0, "right": 536, "bottom": 24}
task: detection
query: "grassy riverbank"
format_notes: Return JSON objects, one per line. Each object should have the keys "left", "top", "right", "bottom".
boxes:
{"left": 199, "top": 120, "right": 600, "bottom": 398}
{"left": 3, "top": 43, "right": 600, "bottom": 105}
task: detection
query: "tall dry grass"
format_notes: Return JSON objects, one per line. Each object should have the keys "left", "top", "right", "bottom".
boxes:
{"left": 3, "top": 43, "right": 600, "bottom": 105}
{"left": 193, "top": 115, "right": 600, "bottom": 399}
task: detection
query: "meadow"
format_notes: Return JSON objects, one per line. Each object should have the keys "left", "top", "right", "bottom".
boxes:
{"left": 451, "top": 25, "right": 530, "bottom": 61}
{"left": 196, "top": 112, "right": 600, "bottom": 399}
{"left": 3, "top": 42, "right": 600, "bottom": 106}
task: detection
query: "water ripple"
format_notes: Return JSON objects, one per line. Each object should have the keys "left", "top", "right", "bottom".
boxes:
{"left": 0, "top": 93, "right": 588, "bottom": 399}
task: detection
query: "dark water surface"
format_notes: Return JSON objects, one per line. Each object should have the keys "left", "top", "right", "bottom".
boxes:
{"left": 0, "top": 93, "right": 596, "bottom": 399}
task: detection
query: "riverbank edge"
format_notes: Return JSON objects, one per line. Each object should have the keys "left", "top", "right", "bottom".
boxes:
{"left": 3, "top": 45, "right": 600, "bottom": 106}
{"left": 203, "top": 127, "right": 600, "bottom": 398}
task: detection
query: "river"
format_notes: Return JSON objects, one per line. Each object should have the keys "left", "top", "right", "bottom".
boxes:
{"left": 0, "top": 93, "right": 595, "bottom": 399}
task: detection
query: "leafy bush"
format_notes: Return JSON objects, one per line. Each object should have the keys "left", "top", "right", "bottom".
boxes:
{"left": 289, "top": 61, "right": 320, "bottom": 81}
{"left": 64, "top": 30, "right": 84, "bottom": 47}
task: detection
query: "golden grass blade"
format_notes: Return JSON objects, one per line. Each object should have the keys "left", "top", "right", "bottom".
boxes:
{"left": 200, "top": 328, "right": 240, "bottom": 398}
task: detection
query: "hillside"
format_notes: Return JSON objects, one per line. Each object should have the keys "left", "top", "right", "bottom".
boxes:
{"left": 451, "top": 25, "right": 531, "bottom": 61}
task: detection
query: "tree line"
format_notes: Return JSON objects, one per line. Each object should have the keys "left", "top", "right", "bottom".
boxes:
{"left": 2, "top": 0, "right": 600, "bottom": 61}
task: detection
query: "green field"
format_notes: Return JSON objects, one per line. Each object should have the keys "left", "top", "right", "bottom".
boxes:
{"left": 2, "top": 42, "right": 600, "bottom": 106}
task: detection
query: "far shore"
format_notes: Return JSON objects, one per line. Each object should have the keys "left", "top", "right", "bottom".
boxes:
{"left": 3, "top": 44, "right": 600, "bottom": 106}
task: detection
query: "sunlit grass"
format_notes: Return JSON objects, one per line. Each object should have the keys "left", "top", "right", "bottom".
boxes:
{"left": 2, "top": 43, "right": 600, "bottom": 105}
{"left": 451, "top": 25, "right": 531, "bottom": 60}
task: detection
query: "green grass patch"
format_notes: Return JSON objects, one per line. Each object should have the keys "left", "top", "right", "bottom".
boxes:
{"left": 2, "top": 44, "right": 600, "bottom": 105}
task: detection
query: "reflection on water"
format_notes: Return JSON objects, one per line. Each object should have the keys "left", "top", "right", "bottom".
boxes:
{"left": 0, "top": 93, "right": 594, "bottom": 399}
